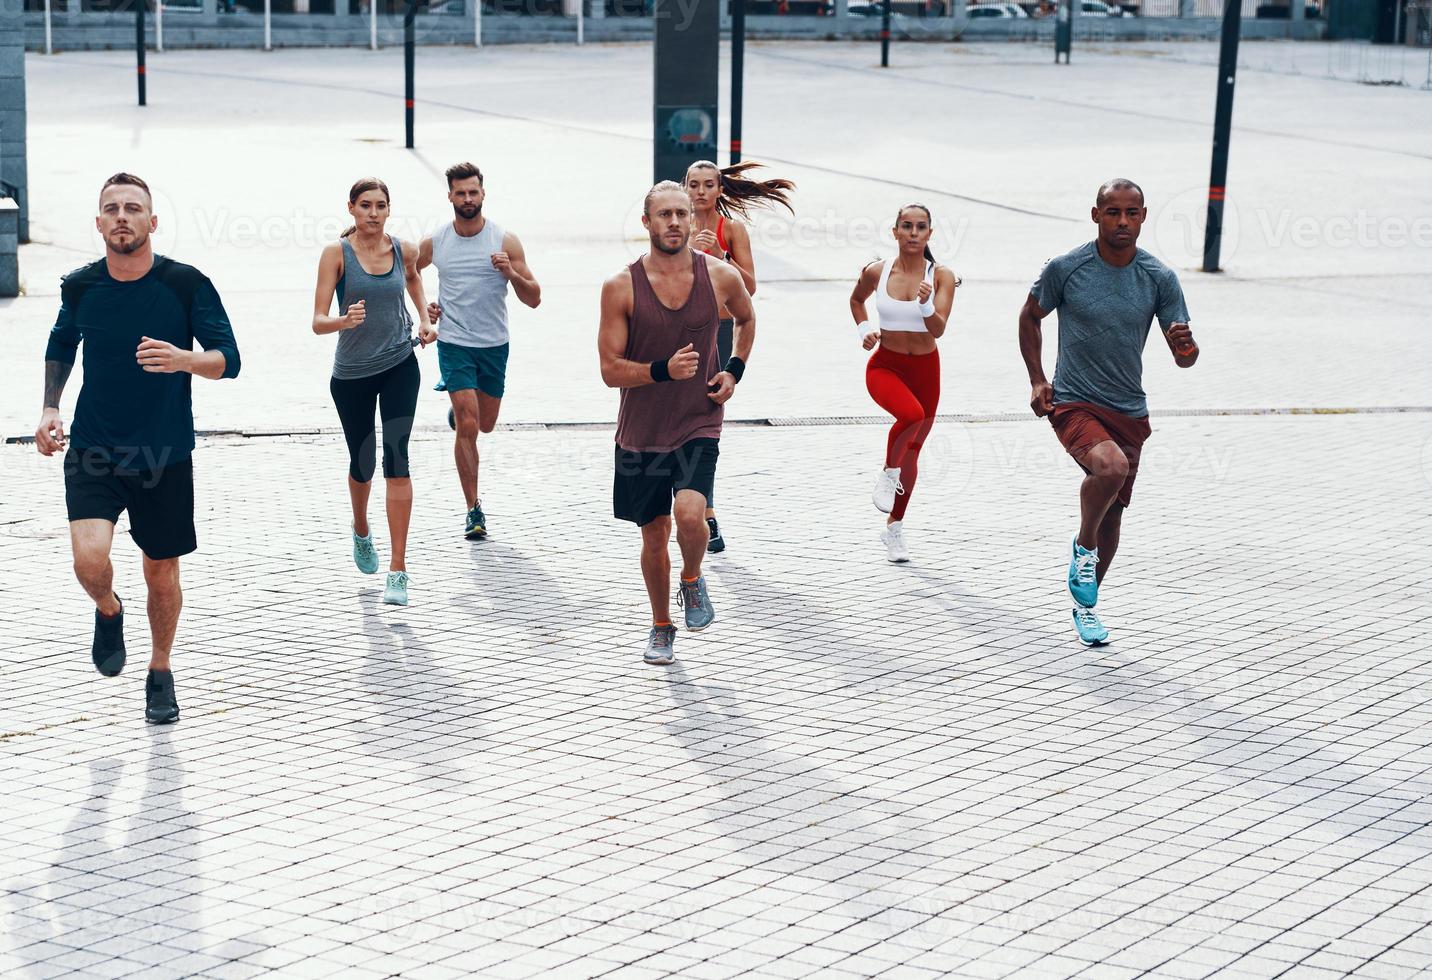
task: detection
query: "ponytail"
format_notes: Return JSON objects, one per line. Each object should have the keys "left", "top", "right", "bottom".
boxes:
{"left": 686, "top": 160, "right": 795, "bottom": 219}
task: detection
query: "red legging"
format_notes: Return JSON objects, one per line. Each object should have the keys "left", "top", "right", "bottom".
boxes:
{"left": 865, "top": 347, "right": 940, "bottom": 521}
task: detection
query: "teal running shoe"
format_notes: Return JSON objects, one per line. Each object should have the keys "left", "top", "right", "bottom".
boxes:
{"left": 383, "top": 571, "right": 410, "bottom": 606}
{"left": 1067, "top": 535, "right": 1099, "bottom": 608}
{"left": 677, "top": 576, "right": 715, "bottom": 632}
{"left": 464, "top": 502, "right": 487, "bottom": 540}
{"left": 353, "top": 527, "right": 379, "bottom": 575}
{"left": 1071, "top": 607, "right": 1110, "bottom": 646}
{"left": 644, "top": 624, "right": 677, "bottom": 665}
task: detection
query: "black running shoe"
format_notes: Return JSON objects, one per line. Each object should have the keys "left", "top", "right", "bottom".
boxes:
{"left": 706, "top": 517, "right": 726, "bottom": 554}
{"left": 92, "top": 597, "right": 126, "bottom": 677}
{"left": 145, "top": 670, "right": 179, "bottom": 725}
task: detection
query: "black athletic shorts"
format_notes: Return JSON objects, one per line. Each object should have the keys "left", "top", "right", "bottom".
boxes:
{"left": 64, "top": 448, "right": 197, "bottom": 560}
{"left": 613, "top": 438, "right": 720, "bottom": 527}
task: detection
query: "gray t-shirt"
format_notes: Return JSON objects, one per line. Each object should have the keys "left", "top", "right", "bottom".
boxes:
{"left": 1032, "top": 241, "right": 1190, "bottom": 418}
{"left": 432, "top": 219, "right": 509, "bottom": 350}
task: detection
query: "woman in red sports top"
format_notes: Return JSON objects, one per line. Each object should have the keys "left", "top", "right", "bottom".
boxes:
{"left": 684, "top": 160, "right": 794, "bottom": 555}
{"left": 848, "top": 203, "right": 960, "bottom": 564}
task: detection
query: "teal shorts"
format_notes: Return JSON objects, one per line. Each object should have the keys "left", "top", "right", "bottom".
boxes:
{"left": 437, "top": 340, "right": 508, "bottom": 398}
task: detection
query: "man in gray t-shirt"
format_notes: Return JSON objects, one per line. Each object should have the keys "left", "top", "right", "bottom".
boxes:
{"left": 1018, "top": 179, "right": 1201, "bottom": 647}
{"left": 418, "top": 162, "right": 542, "bottom": 543}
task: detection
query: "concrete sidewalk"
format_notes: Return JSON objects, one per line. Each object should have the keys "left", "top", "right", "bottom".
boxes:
{"left": 2, "top": 412, "right": 1430, "bottom": 978}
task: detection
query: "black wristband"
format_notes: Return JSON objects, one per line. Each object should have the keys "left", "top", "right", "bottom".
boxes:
{"left": 650, "top": 358, "right": 672, "bottom": 383}
{"left": 723, "top": 356, "right": 746, "bottom": 384}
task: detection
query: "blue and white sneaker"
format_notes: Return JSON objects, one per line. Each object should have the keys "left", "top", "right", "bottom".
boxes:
{"left": 353, "top": 527, "right": 379, "bottom": 575}
{"left": 383, "top": 571, "right": 410, "bottom": 606}
{"left": 644, "top": 624, "right": 677, "bottom": 665}
{"left": 1067, "top": 535, "right": 1099, "bottom": 608}
{"left": 1071, "top": 607, "right": 1110, "bottom": 646}
{"left": 677, "top": 576, "right": 715, "bottom": 632}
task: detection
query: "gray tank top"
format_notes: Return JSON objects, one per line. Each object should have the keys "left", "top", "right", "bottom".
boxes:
{"left": 431, "top": 220, "right": 509, "bottom": 349}
{"left": 332, "top": 236, "right": 414, "bottom": 381}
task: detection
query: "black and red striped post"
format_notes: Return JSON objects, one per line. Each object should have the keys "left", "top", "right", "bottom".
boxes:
{"left": 730, "top": 0, "right": 745, "bottom": 165}
{"left": 404, "top": 0, "right": 418, "bottom": 149}
{"left": 1202, "top": 0, "right": 1242, "bottom": 272}
{"left": 880, "top": 0, "right": 892, "bottom": 67}
{"left": 136, "top": 0, "right": 147, "bottom": 107}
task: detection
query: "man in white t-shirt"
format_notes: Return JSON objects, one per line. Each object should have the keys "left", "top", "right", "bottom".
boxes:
{"left": 418, "top": 162, "right": 541, "bottom": 540}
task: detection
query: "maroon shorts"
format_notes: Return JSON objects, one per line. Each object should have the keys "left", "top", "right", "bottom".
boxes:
{"left": 1049, "top": 401, "right": 1152, "bottom": 508}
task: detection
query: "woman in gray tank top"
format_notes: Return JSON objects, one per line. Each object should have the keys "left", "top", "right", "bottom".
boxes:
{"left": 311, "top": 177, "right": 437, "bottom": 607}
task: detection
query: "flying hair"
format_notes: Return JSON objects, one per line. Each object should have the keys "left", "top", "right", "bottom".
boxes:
{"left": 685, "top": 160, "right": 796, "bottom": 220}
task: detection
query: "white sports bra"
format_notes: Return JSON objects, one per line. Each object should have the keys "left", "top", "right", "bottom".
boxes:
{"left": 874, "top": 258, "right": 934, "bottom": 333}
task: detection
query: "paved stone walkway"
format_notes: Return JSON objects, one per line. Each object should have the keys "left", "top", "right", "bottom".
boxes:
{"left": 3, "top": 412, "right": 1430, "bottom": 978}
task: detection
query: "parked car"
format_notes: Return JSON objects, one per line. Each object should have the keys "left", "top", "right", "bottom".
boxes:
{"left": 1079, "top": 0, "right": 1125, "bottom": 14}
{"left": 967, "top": 2, "right": 1028, "bottom": 15}
{"left": 848, "top": 1, "right": 906, "bottom": 14}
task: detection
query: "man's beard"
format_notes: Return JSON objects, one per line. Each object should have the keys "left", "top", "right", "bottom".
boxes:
{"left": 454, "top": 203, "right": 481, "bottom": 219}
{"left": 650, "top": 233, "right": 688, "bottom": 256}
{"left": 107, "top": 231, "right": 147, "bottom": 255}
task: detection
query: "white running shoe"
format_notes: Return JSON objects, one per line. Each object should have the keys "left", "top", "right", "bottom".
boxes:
{"left": 873, "top": 467, "right": 904, "bottom": 513}
{"left": 881, "top": 521, "right": 911, "bottom": 563}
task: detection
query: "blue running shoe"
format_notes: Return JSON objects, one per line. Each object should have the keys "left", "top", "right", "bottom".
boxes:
{"left": 1067, "top": 535, "right": 1099, "bottom": 608}
{"left": 1071, "top": 606, "right": 1110, "bottom": 646}
{"left": 383, "top": 571, "right": 410, "bottom": 606}
{"left": 464, "top": 502, "right": 487, "bottom": 540}
{"left": 677, "top": 576, "right": 715, "bottom": 632}
{"left": 644, "top": 624, "right": 677, "bottom": 665}
{"left": 353, "top": 527, "right": 379, "bottom": 575}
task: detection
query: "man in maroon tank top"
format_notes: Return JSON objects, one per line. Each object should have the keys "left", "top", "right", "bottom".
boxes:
{"left": 598, "top": 182, "right": 756, "bottom": 666}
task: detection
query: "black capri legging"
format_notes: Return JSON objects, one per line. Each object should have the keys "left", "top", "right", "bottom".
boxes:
{"left": 329, "top": 354, "right": 420, "bottom": 483}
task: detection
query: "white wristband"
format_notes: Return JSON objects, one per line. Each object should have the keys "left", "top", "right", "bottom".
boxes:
{"left": 856, "top": 320, "right": 874, "bottom": 339}
{"left": 917, "top": 298, "right": 936, "bottom": 318}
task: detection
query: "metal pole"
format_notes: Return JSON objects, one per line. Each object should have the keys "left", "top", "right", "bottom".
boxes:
{"left": 731, "top": 0, "right": 744, "bottom": 164}
{"left": 1055, "top": 0, "right": 1072, "bottom": 63}
{"left": 880, "top": 0, "right": 891, "bottom": 67}
{"left": 136, "top": 1, "right": 147, "bottom": 107}
{"left": 405, "top": 0, "right": 417, "bottom": 149}
{"left": 1202, "top": 0, "right": 1241, "bottom": 272}
{"left": 44, "top": 0, "right": 53, "bottom": 55}
{"left": 156, "top": 0, "right": 164, "bottom": 53}
{"left": 578, "top": 0, "right": 584, "bottom": 44}
{"left": 475, "top": 0, "right": 482, "bottom": 47}
{"left": 371, "top": 0, "right": 379, "bottom": 50}
{"left": 264, "top": 0, "right": 272, "bottom": 50}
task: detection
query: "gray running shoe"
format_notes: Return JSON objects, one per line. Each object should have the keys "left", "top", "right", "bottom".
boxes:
{"left": 677, "top": 576, "right": 715, "bottom": 632}
{"left": 644, "top": 624, "right": 677, "bottom": 665}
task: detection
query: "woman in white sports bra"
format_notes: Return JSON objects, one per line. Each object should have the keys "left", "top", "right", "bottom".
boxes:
{"left": 848, "top": 203, "right": 960, "bottom": 563}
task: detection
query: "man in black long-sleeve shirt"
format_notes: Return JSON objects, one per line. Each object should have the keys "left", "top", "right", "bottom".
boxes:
{"left": 36, "top": 173, "right": 241, "bottom": 724}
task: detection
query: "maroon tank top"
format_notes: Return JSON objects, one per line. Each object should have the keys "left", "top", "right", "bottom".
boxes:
{"left": 616, "top": 251, "right": 723, "bottom": 453}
